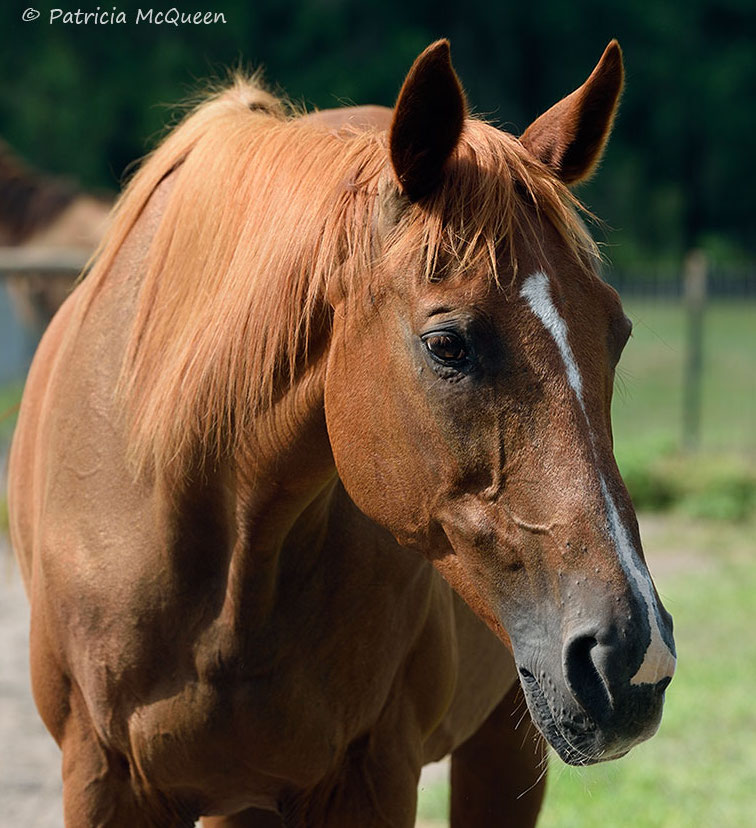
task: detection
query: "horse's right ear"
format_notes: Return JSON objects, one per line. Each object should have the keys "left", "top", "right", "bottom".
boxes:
{"left": 389, "top": 40, "right": 467, "bottom": 202}
{"left": 520, "top": 40, "right": 624, "bottom": 185}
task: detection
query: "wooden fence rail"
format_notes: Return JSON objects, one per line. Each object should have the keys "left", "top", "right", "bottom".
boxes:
{"left": 0, "top": 247, "right": 90, "bottom": 275}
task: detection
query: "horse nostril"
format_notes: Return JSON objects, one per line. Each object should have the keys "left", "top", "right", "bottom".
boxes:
{"left": 563, "top": 633, "right": 613, "bottom": 723}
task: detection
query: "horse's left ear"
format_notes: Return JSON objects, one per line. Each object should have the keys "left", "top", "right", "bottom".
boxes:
{"left": 520, "top": 40, "right": 624, "bottom": 185}
{"left": 389, "top": 40, "right": 467, "bottom": 201}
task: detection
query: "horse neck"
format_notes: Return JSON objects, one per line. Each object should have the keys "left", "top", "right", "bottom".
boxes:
{"left": 237, "top": 357, "right": 336, "bottom": 528}
{"left": 220, "top": 346, "right": 339, "bottom": 628}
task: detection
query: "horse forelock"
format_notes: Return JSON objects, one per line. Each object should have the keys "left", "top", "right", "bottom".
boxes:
{"left": 386, "top": 123, "right": 598, "bottom": 289}
{"left": 80, "top": 75, "right": 598, "bottom": 483}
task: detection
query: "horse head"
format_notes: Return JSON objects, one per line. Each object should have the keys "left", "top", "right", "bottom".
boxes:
{"left": 324, "top": 40, "right": 675, "bottom": 765}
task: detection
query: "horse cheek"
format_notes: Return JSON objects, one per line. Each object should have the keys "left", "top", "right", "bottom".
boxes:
{"left": 324, "top": 331, "right": 434, "bottom": 547}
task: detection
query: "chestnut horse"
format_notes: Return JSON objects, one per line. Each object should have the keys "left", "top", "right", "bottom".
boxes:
{"left": 8, "top": 40, "right": 676, "bottom": 826}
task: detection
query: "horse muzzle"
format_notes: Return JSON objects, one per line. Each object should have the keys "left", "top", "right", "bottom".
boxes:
{"left": 511, "top": 597, "right": 675, "bottom": 765}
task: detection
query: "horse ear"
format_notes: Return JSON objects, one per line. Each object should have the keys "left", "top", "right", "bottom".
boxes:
{"left": 389, "top": 40, "right": 467, "bottom": 201}
{"left": 520, "top": 40, "right": 624, "bottom": 185}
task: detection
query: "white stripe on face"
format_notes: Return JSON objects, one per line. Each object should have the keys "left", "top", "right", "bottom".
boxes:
{"left": 520, "top": 272, "right": 585, "bottom": 405}
{"left": 520, "top": 271, "right": 675, "bottom": 686}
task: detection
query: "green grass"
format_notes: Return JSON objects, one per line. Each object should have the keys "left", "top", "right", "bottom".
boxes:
{"left": 612, "top": 300, "right": 756, "bottom": 460}
{"left": 0, "top": 379, "right": 22, "bottom": 535}
{"left": 611, "top": 301, "right": 756, "bottom": 518}
{"left": 417, "top": 515, "right": 756, "bottom": 827}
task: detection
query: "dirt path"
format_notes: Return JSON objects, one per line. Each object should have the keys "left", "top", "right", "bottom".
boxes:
{"left": 0, "top": 551, "right": 63, "bottom": 825}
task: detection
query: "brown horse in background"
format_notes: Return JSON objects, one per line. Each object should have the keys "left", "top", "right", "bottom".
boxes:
{"left": 0, "top": 139, "right": 111, "bottom": 330}
{"left": 8, "top": 40, "right": 675, "bottom": 826}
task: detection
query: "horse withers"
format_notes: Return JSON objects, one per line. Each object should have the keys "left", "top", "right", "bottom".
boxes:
{"left": 8, "top": 40, "right": 675, "bottom": 826}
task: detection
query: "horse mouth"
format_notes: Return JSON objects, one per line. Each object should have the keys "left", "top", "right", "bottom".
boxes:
{"left": 518, "top": 668, "right": 626, "bottom": 767}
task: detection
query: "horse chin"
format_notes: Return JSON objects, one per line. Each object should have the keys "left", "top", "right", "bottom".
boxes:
{"left": 518, "top": 668, "right": 629, "bottom": 767}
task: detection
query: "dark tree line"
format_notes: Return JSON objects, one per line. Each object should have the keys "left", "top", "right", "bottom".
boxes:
{"left": 1, "top": 0, "right": 753, "bottom": 265}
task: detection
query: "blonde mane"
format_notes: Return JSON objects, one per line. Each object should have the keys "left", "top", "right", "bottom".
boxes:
{"left": 81, "top": 75, "right": 596, "bottom": 480}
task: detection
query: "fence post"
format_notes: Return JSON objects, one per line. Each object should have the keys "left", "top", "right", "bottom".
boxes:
{"left": 682, "top": 249, "right": 707, "bottom": 451}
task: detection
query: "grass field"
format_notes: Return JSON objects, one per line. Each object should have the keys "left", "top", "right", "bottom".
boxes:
{"left": 606, "top": 300, "right": 756, "bottom": 520}
{"left": 612, "top": 300, "right": 755, "bottom": 462}
{"left": 417, "top": 513, "right": 756, "bottom": 827}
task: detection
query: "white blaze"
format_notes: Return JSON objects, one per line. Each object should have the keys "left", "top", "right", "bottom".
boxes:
{"left": 520, "top": 272, "right": 585, "bottom": 405}
{"left": 520, "top": 271, "right": 676, "bottom": 686}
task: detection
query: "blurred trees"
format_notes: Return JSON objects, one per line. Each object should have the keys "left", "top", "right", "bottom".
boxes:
{"left": 0, "top": 0, "right": 753, "bottom": 264}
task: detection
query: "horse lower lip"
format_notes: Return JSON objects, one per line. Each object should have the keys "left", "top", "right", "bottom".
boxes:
{"left": 518, "top": 667, "right": 601, "bottom": 766}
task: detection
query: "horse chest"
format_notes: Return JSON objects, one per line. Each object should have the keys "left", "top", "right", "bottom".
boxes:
{"left": 125, "top": 555, "right": 459, "bottom": 801}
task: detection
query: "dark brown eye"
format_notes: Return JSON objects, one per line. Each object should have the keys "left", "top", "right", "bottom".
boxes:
{"left": 423, "top": 332, "right": 467, "bottom": 363}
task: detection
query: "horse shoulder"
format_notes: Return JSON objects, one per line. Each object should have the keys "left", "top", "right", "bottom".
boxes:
{"left": 8, "top": 172, "right": 184, "bottom": 724}
{"left": 7, "top": 286, "right": 80, "bottom": 590}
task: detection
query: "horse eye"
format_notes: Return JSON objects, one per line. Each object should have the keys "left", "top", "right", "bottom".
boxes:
{"left": 423, "top": 332, "right": 467, "bottom": 363}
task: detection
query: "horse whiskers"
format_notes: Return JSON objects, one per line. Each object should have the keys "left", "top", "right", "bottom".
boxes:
{"left": 518, "top": 717, "right": 539, "bottom": 752}
{"left": 514, "top": 705, "right": 530, "bottom": 732}
{"left": 516, "top": 760, "right": 550, "bottom": 801}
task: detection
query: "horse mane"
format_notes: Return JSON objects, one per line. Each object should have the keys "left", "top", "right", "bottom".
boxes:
{"left": 0, "top": 140, "right": 79, "bottom": 242}
{"left": 81, "top": 74, "right": 597, "bottom": 481}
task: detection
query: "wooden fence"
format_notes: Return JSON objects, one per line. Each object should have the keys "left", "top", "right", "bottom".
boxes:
{"left": 0, "top": 247, "right": 90, "bottom": 275}
{"left": 606, "top": 262, "right": 756, "bottom": 300}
